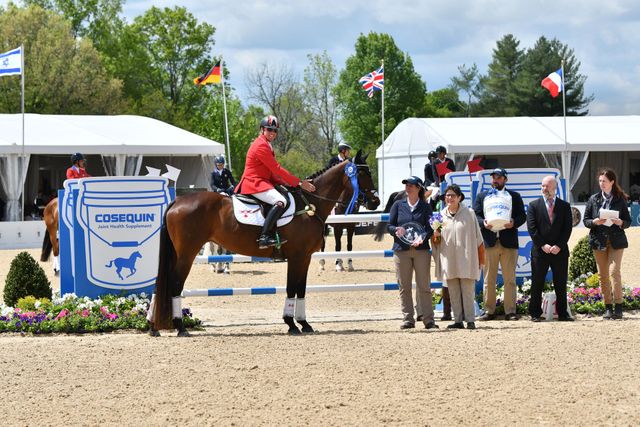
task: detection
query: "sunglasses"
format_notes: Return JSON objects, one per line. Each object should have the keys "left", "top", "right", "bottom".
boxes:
{"left": 265, "top": 128, "right": 278, "bottom": 133}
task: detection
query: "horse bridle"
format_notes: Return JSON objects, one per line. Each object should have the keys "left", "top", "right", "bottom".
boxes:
{"left": 301, "top": 163, "right": 378, "bottom": 207}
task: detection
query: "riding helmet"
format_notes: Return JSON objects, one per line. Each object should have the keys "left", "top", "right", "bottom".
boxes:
{"left": 71, "top": 153, "right": 85, "bottom": 164}
{"left": 338, "top": 143, "right": 352, "bottom": 152}
{"left": 215, "top": 156, "right": 225, "bottom": 165}
{"left": 435, "top": 145, "right": 447, "bottom": 154}
{"left": 260, "top": 115, "right": 279, "bottom": 130}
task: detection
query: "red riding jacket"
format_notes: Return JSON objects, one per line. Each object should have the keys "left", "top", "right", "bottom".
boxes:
{"left": 236, "top": 134, "right": 300, "bottom": 194}
{"left": 66, "top": 166, "right": 91, "bottom": 179}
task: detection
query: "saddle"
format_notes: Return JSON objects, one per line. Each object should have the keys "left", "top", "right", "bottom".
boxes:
{"left": 232, "top": 186, "right": 297, "bottom": 227}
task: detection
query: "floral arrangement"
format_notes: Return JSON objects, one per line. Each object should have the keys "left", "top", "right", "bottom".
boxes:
{"left": 0, "top": 292, "right": 201, "bottom": 334}
{"left": 484, "top": 273, "right": 640, "bottom": 316}
{"left": 429, "top": 212, "right": 445, "bottom": 243}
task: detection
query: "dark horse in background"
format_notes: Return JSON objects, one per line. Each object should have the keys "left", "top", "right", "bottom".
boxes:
{"left": 319, "top": 153, "right": 380, "bottom": 272}
{"left": 40, "top": 198, "right": 60, "bottom": 275}
{"left": 151, "top": 151, "right": 378, "bottom": 336}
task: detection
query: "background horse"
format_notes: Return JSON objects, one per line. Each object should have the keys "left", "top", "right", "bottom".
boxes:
{"left": 40, "top": 198, "right": 60, "bottom": 275}
{"left": 151, "top": 151, "right": 378, "bottom": 336}
{"left": 319, "top": 169, "right": 380, "bottom": 271}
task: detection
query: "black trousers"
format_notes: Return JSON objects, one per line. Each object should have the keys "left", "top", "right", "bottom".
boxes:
{"left": 529, "top": 252, "right": 569, "bottom": 319}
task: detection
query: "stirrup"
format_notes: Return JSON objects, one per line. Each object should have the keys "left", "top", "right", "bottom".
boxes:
{"left": 257, "top": 233, "right": 287, "bottom": 249}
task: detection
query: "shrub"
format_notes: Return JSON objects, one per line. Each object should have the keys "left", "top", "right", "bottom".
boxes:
{"left": 3, "top": 252, "right": 52, "bottom": 307}
{"left": 568, "top": 236, "right": 597, "bottom": 280}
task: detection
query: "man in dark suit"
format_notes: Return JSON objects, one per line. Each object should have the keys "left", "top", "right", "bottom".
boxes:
{"left": 423, "top": 150, "right": 438, "bottom": 186}
{"left": 474, "top": 168, "right": 526, "bottom": 321}
{"left": 327, "top": 143, "right": 352, "bottom": 168}
{"left": 527, "top": 176, "right": 574, "bottom": 322}
{"left": 210, "top": 156, "right": 236, "bottom": 195}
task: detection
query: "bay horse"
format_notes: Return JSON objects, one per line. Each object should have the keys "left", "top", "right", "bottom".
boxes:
{"left": 151, "top": 150, "right": 378, "bottom": 336}
{"left": 40, "top": 198, "right": 60, "bottom": 275}
{"left": 319, "top": 170, "right": 380, "bottom": 271}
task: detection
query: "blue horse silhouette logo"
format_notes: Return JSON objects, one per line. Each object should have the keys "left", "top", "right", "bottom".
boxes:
{"left": 516, "top": 240, "right": 534, "bottom": 269}
{"left": 105, "top": 251, "right": 143, "bottom": 280}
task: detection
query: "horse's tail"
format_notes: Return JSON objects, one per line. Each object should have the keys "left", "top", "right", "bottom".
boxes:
{"left": 105, "top": 260, "right": 113, "bottom": 268}
{"left": 153, "top": 202, "right": 177, "bottom": 330}
{"left": 41, "top": 231, "right": 52, "bottom": 262}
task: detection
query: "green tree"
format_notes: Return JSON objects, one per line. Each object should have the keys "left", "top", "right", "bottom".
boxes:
{"left": 0, "top": 4, "right": 123, "bottom": 114}
{"left": 192, "top": 89, "right": 263, "bottom": 175}
{"left": 335, "top": 32, "right": 426, "bottom": 166}
{"left": 424, "top": 88, "right": 465, "bottom": 118}
{"left": 303, "top": 51, "right": 340, "bottom": 159}
{"left": 516, "top": 36, "right": 592, "bottom": 116}
{"left": 450, "top": 63, "right": 481, "bottom": 117}
{"left": 246, "top": 63, "right": 315, "bottom": 154}
{"left": 479, "top": 34, "right": 524, "bottom": 116}
{"left": 125, "top": 6, "right": 216, "bottom": 127}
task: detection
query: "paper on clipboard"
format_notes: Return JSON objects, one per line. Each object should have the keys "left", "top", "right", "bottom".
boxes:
{"left": 600, "top": 208, "right": 619, "bottom": 227}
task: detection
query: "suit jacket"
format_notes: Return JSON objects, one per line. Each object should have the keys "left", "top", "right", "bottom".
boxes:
{"left": 474, "top": 189, "right": 526, "bottom": 249}
{"left": 583, "top": 192, "right": 631, "bottom": 250}
{"left": 526, "top": 197, "right": 573, "bottom": 257}
{"left": 236, "top": 134, "right": 300, "bottom": 194}
{"left": 210, "top": 168, "right": 236, "bottom": 192}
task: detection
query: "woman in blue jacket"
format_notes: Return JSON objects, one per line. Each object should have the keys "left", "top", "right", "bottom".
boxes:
{"left": 583, "top": 168, "right": 632, "bottom": 319}
{"left": 387, "top": 176, "right": 437, "bottom": 330}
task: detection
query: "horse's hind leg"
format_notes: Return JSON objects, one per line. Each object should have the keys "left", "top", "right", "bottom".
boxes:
{"left": 334, "top": 226, "right": 344, "bottom": 271}
{"left": 171, "top": 258, "right": 194, "bottom": 337}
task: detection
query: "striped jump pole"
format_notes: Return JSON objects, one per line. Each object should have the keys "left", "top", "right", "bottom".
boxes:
{"left": 326, "top": 213, "right": 389, "bottom": 224}
{"left": 182, "top": 281, "right": 444, "bottom": 297}
{"left": 194, "top": 250, "right": 395, "bottom": 264}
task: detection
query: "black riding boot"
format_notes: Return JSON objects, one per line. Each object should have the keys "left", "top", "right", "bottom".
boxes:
{"left": 603, "top": 304, "right": 613, "bottom": 319}
{"left": 258, "top": 204, "right": 287, "bottom": 249}
{"left": 612, "top": 303, "right": 623, "bottom": 320}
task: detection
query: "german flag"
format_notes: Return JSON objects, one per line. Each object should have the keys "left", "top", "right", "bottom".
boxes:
{"left": 194, "top": 61, "right": 221, "bottom": 85}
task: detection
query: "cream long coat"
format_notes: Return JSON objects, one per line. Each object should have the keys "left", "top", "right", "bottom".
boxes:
{"left": 433, "top": 206, "right": 484, "bottom": 281}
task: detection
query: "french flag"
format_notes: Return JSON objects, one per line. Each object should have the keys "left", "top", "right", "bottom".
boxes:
{"left": 541, "top": 68, "right": 563, "bottom": 98}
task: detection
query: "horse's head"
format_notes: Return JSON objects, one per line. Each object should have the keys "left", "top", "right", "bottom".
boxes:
{"left": 353, "top": 150, "right": 380, "bottom": 211}
{"left": 133, "top": 251, "right": 142, "bottom": 259}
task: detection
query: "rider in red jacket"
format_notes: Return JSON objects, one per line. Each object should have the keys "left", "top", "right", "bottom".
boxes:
{"left": 66, "top": 153, "right": 91, "bottom": 179}
{"left": 236, "top": 115, "right": 316, "bottom": 248}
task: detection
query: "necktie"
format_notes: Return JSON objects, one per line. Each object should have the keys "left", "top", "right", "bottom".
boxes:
{"left": 547, "top": 199, "right": 554, "bottom": 223}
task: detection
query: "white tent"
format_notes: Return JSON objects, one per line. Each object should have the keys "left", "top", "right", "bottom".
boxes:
{"left": 376, "top": 116, "right": 640, "bottom": 202}
{"left": 0, "top": 114, "right": 225, "bottom": 220}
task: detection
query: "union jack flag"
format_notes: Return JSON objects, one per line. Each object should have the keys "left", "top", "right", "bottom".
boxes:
{"left": 359, "top": 67, "right": 384, "bottom": 98}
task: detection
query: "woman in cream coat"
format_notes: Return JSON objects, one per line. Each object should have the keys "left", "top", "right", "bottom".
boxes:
{"left": 433, "top": 184, "right": 485, "bottom": 330}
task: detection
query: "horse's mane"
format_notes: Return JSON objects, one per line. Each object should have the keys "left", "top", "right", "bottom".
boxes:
{"left": 305, "top": 162, "right": 341, "bottom": 180}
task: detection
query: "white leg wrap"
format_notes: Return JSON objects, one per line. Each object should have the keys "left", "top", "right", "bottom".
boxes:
{"left": 283, "top": 298, "right": 295, "bottom": 318}
{"left": 294, "top": 298, "right": 306, "bottom": 321}
{"left": 172, "top": 296, "right": 183, "bottom": 319}
{"left": 146, "top": 294, "right": 156, "bottom": 323}
{"left": 53, "top": 255, "right": 60, "bottom": 272}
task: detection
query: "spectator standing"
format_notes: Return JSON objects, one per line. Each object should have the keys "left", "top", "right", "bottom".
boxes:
{"left": 526, "top": 176, "right": 574, "bottom": 322}
{"left": 387, "top": 176, "right": 437, "bottom": 330}
{"left": 210, "top": 156, "right": 236, "bottom": 195}
{"left": 474, "top": 168, "right": 526, "bottom": 321}
{"left": 433, "top": 184, "right": 484, "bottom": 330}
{"left": 583, "top": 168, "right": 632, "bottom": 319}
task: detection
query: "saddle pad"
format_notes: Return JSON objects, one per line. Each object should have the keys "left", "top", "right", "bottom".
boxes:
{"left": 232, "top": 193, "right": 295, "bottom": 227}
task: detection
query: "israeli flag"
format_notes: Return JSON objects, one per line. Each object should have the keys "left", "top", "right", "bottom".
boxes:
{"left": 0, "top": 47, "right": 22, "bottom": 77}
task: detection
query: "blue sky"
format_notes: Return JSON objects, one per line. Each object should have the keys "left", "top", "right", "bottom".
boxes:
{"left": 3, "top": 0, "right": 639, "bottom": 115}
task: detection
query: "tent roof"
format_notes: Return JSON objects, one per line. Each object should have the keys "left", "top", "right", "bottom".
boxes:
{"left": 0, "top": 114, "right": 224, "bottom": 155}
{"left": 377, "top": 116, "right": 640, "bottom": 157}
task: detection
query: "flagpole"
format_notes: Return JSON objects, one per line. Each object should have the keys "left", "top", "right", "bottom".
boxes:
{"left": 560, "top": 58, "right": 570, "bottom": 201}
{"left": 220, "top": 57, "right": 232, "bottom": 172}
{"left": 21, "top": 44, "right": 25, "bottom": 221}
{"left": 380, "top": 59, "right": 385, "bottom": 201}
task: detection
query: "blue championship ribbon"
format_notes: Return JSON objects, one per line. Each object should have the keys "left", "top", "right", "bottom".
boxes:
{"left": 344, "top": 162, "right": 359, "bottom": 215}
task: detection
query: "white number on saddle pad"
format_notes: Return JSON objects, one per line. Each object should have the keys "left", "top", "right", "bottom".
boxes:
{"left": 231, "top": 194, "right": 296, "bottom": 227}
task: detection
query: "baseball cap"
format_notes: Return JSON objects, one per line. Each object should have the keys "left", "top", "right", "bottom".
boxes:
{"left": 402, "top": 176, "right": 424, "bottom": 187}
{"left": 490, "top": 168, "right": 508, "bottom": 178}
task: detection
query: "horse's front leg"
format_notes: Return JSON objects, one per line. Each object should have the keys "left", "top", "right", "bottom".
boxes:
{"left": 346, "top": 225, "right": 355, "bottom": 272}
{"left": 284, "top": 254, "right": 314, "bottom": 335}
